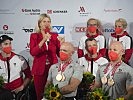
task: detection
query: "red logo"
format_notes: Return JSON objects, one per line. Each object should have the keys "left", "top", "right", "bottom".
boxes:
{"left": 78, "top": 6, "right": 85, "bottom": 12}
{"left": 75, "top": 27, "right": 87, "bottom": 32}
{"left": 47, "top": 10, "right": 52, "bottom": 14}
{"left": 3, "top": 25, "right": 8, "bottom": 30}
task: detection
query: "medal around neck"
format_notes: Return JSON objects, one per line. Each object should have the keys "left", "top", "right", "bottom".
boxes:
{"left": 61, "top": 73, "right": 66, "bottom": 81}
{"left": 56, "top": 73, "right": 63, "bottom": 82}
{"left": 101, "top": 76, "right": 107, "bottom": 84}
{"left": 108, "top": 78, "right": 114, "bottom": 86}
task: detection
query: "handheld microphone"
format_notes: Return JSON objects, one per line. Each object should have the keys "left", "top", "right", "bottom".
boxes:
{"left": 44, "top": 27, "right": 50, "bottom": 45}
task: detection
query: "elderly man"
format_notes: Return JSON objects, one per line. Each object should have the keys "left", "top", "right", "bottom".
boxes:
{"left": 46, "top": 42, "right": 83, "bottom": 100}
{"left": 0, "top": 35, "right": 32, "bottom": 100}
{"left": 94, "top": 41, "right": 133, "bottom": 100}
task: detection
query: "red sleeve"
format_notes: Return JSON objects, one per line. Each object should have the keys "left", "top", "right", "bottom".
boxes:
{"left": 23, "top": 67, "right": 32, "bottom": 79}
{"left": 78, "top": 49, "right": 84, "bottom": 58}
{"left": 99, "top": 48, "right": 107, "bottom": 57}
{"left": 20, "top": 55, "right": 32, "bottom": 79}
{"left": 30, "top": 33, "right": 47, "bottom": 56}
{"left": 52, "top": 33, "right": 60, "bottom": 57}
{"left": 124, "top": 49, "right": 133, "bottom": 64}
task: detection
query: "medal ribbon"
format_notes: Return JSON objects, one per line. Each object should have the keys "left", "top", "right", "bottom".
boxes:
{"left": 58, "top": 61, "right": 71, "bottom": 72}
{"left": 104, "top": 61, "right": 122, "bottom": 77}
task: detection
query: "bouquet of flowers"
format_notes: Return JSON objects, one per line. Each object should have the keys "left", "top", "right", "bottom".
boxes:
{"left": 44, "top": 83, "right": 62, "bottom": 100}
{"left": 76, "top": 72, "right": 95, "bottom": 99}
{"left": 80, "top": 71, "right": 95, "bottom": 89}
{"left": 116, "top": 97, "right": 124, "bottom": 100}
{"left": 0, "top": 76, "right": 4, "bottom": 88}
{"left": 86, "top": 88, "right": 109, "bottom": 100}
{"left": 82, "top": 72, "right": 95, "bottom": 85}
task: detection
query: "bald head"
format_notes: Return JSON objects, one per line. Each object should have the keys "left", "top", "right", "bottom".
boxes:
{"left": 60, "top": 42, "right": 74, "bottom": 54}
{"left": 109, "top": 41, "right": 125, "bottom": 61}
{"left": 110, "top": 41, "right": 124, "bottom": 51}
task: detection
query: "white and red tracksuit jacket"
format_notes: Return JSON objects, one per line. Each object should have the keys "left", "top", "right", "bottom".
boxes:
{"left": 108, "top": 31, "right": 133, "bottom": 63}
{"left": 0, "top": 52, "right": 32, "bottom": 91}
{"left": 78, "top": 32, "right": 106, "bottom": 58}
{"left": 78, "top": 53, "right": 108, "bottom": 76}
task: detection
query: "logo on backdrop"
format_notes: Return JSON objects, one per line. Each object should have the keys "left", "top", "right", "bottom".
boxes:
{"left": 102, "top": 28, "right": 114, "bottom": 33}
{"left": 78, "top": 6, "right": 91, "bottom": 16}
{"left": 3, "top": 25, "right": 8, "bottom": 30}
{"left": 21, "top": 8, "right": 40, "bottom": 15}
{"left": 47, "top": 9, "right": 68, "bottom": 14}
{"left": 0, "top": 25, "right": 14, "bottom": 34}
{"left": 104, "top": 8, "right": 122, "bottom": 12}
{"left": 79, "top": 6, "right": 86, "bottom": 12}
{"left": 52, "top": 26, "right": 64, "bottom": 34}
{"left": 0, "top": 9, "right": 15, "bottom": 15}
{"left": 75, "top": 27, "right": 87, "bottom": 32}
{"left": 25, "top": 43, "right": 30, "bottom": 49}
{"left": 22, "top": 27, "right": 34, "bottom": 33}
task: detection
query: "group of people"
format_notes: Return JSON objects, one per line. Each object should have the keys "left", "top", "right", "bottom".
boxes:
{"left": 0, "top": 13, "right": 133, "bottom": 100}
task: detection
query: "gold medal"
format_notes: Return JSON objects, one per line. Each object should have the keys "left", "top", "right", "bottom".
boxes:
{"left": 101, "top": 76, "right": 107, "bottom": 84}
{"left": 108, "top": 78, "right": 114, "bottom": 86}
{"left": 56, "top": 73, "right": 63, "bottom": 81}
{"left": 61, "top": 73, "right": 66, "bottom": 81}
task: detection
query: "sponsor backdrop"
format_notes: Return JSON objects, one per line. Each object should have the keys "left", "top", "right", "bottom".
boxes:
{"left": 0, "top": 0, "right": 133, "bottom": 65}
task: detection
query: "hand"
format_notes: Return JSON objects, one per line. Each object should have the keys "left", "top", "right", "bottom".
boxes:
{"left": 57, "top": 36, "right": 65, "bottom": 44}
{"left": 89, "top": 80, "right": 95, "bottom": 91}
{"left": 43, "top": 33, "right": 51, "bottom": 42}
{"left": 12, "top": 84, "right": 24, "bottom": 93}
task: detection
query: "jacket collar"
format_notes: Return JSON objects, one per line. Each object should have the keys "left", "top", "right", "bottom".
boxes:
{"left": 0, "top": 52, "right": 15, "bottom": 61}
{"left": 85, "top": 53, "right": 102, "bottom": 61}
{"left": 86, "top": 30, "right": 102, "bottom": 38}
{"left": 111, "top": 31, "right": 128, "bottom": 38}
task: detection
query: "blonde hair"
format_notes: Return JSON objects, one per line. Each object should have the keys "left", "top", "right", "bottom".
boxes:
{"left": 35, "top": 13, "right": 51, "bottom": 33}
{"left": 87, "top": 18, "right": 101, "bottom": 28}
{"left": 115, "top": 18, "right": 127, "bottom": 29}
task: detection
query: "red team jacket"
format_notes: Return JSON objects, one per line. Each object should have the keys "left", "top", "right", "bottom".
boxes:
{"left": 30, "top": 32, "right": 60, "bottom": 75}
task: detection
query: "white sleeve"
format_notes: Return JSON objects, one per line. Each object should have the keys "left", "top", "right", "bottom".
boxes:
{"left": 99, "top": 35, "right": 105, "bottom": 49}
{"left": 125, "top": 36, "right": 131, "bottom": 49}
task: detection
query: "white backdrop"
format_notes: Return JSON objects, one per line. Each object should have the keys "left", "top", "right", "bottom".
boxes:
{"left": 0, "top": 0, "right": 133, "bottom": 65}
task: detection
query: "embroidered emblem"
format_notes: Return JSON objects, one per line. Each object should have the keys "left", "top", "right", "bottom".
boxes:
{"left": 14, "top": 63, "right": 16, "bottom": 66}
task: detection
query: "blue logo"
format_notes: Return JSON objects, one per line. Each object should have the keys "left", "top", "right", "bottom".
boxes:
{"left": 52, "top": 26, "right": 64, "bottom": 34}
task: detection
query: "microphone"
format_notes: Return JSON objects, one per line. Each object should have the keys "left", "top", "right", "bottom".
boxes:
{"left": 44, "top": 27, "right": 50, "bottom": 45}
